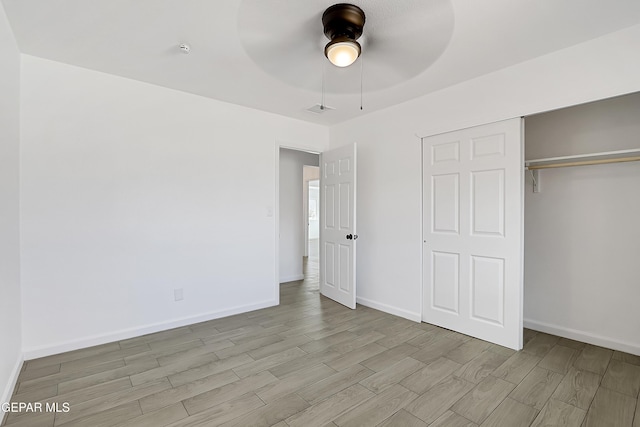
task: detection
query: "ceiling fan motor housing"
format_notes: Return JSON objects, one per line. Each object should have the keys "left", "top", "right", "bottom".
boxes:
{"left": 322, "top": 3, "right": 366, "bottom": 41}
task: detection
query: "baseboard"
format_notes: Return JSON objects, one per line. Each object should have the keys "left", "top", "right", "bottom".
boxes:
{"left": 1, "top": 353, "right": 24, "bottom": 424}
{"left": 524, "top": 318, "right": 640, "bottom": 356}
{"left": 22, "top": 299, "right": 278, "bottom": 360}
{"left": 279, "top": 274, "right": 304, "bottom": 283}
{"left": 356, "top": 297, "right": 421, "bottom": 323}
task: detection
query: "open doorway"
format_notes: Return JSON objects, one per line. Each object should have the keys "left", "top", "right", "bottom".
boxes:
{"left": 278, "top": 144, "right": 358, "bottom": 308}
{"left": 279, "top": 148, "right": 319, "bottom": 287}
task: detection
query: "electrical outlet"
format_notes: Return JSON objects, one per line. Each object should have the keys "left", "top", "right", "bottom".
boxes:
{"left": 174, "top": 288, "right": 184, "bottom": 301}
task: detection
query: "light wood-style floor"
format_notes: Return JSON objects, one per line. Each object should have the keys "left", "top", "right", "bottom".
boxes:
{"left": 4, "top": 257, "right": 640, "bottom": 427}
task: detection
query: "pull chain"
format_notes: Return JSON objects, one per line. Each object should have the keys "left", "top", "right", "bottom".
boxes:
{"left": 321, "top": 61, "right": 326, "bottom": 110}
{"left": 360, "top": 56, "right": 364, "bottom": 110}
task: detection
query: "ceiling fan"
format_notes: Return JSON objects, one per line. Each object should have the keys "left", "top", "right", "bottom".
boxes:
{"left": 322, "top": 3, "right": 366, "bottom": 68}
{"left": 238, "top": 0, "right": 454, "bottom": 95}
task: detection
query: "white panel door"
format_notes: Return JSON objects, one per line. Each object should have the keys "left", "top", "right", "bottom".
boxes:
{"left": 320, "top": 143, "right": 357, "bottom": 309}
{"left": 422, "top": 119, "right": 523, "bottom": 349}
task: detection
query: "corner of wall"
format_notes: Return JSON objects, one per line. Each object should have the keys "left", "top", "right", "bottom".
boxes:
{"left": 0, "top": 0, "right": 24, "bottom": 419}
{"left": 1, "top": 355, "right": 24, "bottom": 421}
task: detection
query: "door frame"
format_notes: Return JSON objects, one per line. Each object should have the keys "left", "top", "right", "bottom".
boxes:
{"left": 274, "top": 142, "right": 322, "bottom": 305}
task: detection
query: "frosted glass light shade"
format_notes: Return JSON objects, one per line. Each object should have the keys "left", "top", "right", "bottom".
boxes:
{"left": 325, "top": 39, "right": 361, "bottom": 67}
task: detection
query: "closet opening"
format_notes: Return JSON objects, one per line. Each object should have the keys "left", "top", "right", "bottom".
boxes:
{"left": 522, "top": 91, "right": 640, "bottom": 355}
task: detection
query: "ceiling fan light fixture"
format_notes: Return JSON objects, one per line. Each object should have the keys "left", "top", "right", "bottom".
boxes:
{"left": 322, "top": 3, "right": 365, "bottom": 68}
{"left": 325, "top": 37, "right": 361, "bottom": 67}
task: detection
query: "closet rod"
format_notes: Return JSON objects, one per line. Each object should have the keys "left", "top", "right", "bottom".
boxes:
{"left": 527, "top": 156, "right": 640, "bottom": 170}
{"left": 525, "top": 148, "right": 640, "bottom": 164}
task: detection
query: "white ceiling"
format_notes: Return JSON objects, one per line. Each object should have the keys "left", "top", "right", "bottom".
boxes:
{"left": 3, "top": 0, "right": 640, "bottom": 125}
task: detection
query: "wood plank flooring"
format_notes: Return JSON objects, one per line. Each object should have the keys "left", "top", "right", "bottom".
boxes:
{"left": 3, "top": 257, "right": 640, "bottom": 426}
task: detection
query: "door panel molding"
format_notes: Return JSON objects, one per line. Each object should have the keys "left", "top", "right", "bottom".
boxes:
{"left": 422, "top": 118, "right": 523, "bottom": 350}
{"left": 320, "top": 143, "right": 357, "bottom": 309}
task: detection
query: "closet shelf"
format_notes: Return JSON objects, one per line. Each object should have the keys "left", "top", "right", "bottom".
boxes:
{"left": 525, "top": 148, "right": 640, "bottom": 170}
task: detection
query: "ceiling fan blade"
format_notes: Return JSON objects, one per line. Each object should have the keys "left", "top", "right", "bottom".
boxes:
{"left": 238, "top": 0, "right": 455, "bottom": 92}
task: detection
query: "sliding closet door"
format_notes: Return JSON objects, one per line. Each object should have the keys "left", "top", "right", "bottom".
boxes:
{"left": 422, "top": 118, "right": 524, "bottom": 350}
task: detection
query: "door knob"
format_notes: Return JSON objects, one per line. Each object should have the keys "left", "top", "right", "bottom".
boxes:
{"left": 346, "top": 234, "right": 353, "bottom": 240}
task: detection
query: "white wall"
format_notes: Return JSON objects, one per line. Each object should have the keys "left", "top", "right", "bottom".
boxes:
{"left": 329, "top": 24, "right": 640, "bottom": 324}
{"left": 0, "top": 1, "right": 22, "bottom": 411}
{"left": 279, "top": 149, "right": 319, "bottom": 282}
{"left": 20, "top": 55, "right": 328, "bottom": 358}
{"left": 524, "top": 93, "right": 640, "bottom": 355}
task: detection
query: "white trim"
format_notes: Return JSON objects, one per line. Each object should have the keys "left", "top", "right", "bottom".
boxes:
{"left": 279, "top": 274, "right": 305, "bottom": 283}
{"left": 1, "top": 353, "right": 24, "bottom": 424}
{"left": 22, "top": 300, "right": 277, "bottom": 360}
{"left": 518, "top": 118, "right": 525, "bottom": 350}
{"left": 274, "top": 141, "right": 281, "bottom": 306}
{"left": 319, "top": 150, "right": 325, "bottom": 300}
{"left": 356, "top": 297, "right": 421, "bottom": 323}
{"left": 419, "top": 134, "right": 424, "bottom": 322}
{"left": 524, "top": 318, "right": 640, "bottom": 356}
